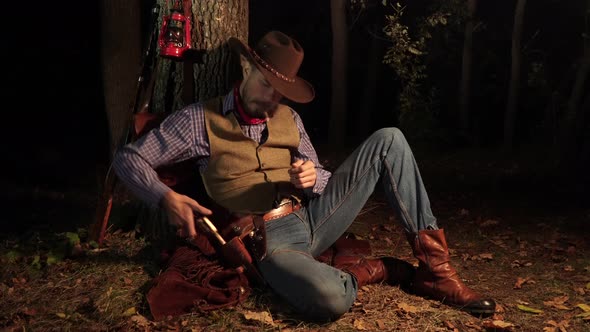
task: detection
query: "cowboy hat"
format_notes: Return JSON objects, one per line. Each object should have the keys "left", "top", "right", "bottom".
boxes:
{"left": 228, "top": 31, "right": 315, "bottom": 103}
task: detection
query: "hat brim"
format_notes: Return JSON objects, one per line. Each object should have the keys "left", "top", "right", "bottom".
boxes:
{"left": 228, "top": 37, "right": 315, "bottom": 104}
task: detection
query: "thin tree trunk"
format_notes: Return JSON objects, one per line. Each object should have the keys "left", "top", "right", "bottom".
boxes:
{"left": 329, "top": 0, "right": 348, "bottom": 144}
{"left": 100, "top": 0, "right": 141, "bottom": 158}
{"left": 359, "top": 28, "right": 380, "bottom": 139}
{"left": 504, "top": 0, "right": 527, "bottom": 150}
{"left": 559, "top": 0, "right": 590, "bottom": 160}
{"left": 459, "top": 0, "right": 476, "bottom": 133}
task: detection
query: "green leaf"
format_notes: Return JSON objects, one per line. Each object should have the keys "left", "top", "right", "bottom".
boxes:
{"left": 4, "top": 250, "right": 21, "bottom": 263}
{"left": 31, "top": 255, "right": 41, "bottom": 269}
{"left": 575, "top": 312, "right": 590, "bottom": 319}
{"left": 517, "top": 304, "right": 543, "bottom": 314}
{"left": 46, "top": 250, "right": 65, "bottom": 265}
{"left": 65, "top": 232, "right": 80, "bottom": 246}
{"left": 89, "top": 240, "right": 99, "bottom": 249}
{"left": 123, "top": 307, "right": 137, "bottom": 316}
{"left": 577, "top": 303, "right": 590, "bottom": 312}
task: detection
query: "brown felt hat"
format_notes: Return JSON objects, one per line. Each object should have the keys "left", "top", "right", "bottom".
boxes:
{"left": 228, "top": 31, "right": 315, "bottom": 103}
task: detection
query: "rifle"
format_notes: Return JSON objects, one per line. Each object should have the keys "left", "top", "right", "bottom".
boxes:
{"left": 90, "top": 4, "right": 161, "bottom": 245}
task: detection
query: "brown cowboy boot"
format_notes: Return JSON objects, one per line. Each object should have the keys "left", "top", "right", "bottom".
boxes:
{"left": 334, "top": 255, "right": 416, "bottom": 288}
{"left": 406, "top": 229, "right": 496, "bottom": 316}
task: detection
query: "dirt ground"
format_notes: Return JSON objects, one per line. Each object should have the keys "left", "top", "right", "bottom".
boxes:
{"left": 1, "top": 145, "right": 589, "bottom": 331}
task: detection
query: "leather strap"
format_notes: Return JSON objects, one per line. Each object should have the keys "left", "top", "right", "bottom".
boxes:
{"left": 262, "top": 197, "right": 301, "bottom": 221}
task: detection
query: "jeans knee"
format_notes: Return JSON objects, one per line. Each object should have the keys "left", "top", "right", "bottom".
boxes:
{"left": 303, "top": 282, "right": 353, "bottom": 321}
{"left": 371, "top": 127, "right": 408, "bottom": 151}
{"left": 374, "top": 127, "right": 404, "bottom": 139}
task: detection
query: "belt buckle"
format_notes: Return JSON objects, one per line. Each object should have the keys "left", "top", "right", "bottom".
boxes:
{"left": 273, "top": 197, "right": 291, "bottom": 209}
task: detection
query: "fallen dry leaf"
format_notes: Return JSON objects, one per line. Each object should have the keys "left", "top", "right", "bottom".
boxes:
{"left": 397, "top": 302, "right": 419, "bottom": 313}
{"left": 480, "top": 219, "right": 499, "bottom": 227}
{"left": 122, "top": 307, "right": 136, "bottom": 316}
{"left": 514, "top": 276, "right": 535, "bottom": 289}
{"left": 444, "top": 320, "right": 459, "bottom": 331}
{"left": 543, "top": 319, "right": 570, "bottom": 332}
{"left": 574, "top": 287, "right": 585, "bottom": 295}
{"left": 543, "top": 296, "right": 570, "bottom": 310}
{"left": 21, "top": 307, "right": 37, "bottom": 316}
{"left": 129, "top": 314, "right": 151, "bottom": 328}
{"left": 353, "top": 318, "right": 368, "bottom": 330}
{"left": 482, "top": 319, "right": 515, "bottom": 331}
{"left": 464, "top": 320, "right": 483, "bottom": 331}
{"left": 242, "top": 310, "right": 276, "bottom": 327}
{"left": 375, "top": 319, "right": 386, "bottom": 330}
{"left": 478, "top": 253, "right": 494, "bottom": 260}
{"left": 490, "top": 239, "right": 509, "bottom": 250}
{"left": 511, "top": 260, "right": 533, "bottom": 268}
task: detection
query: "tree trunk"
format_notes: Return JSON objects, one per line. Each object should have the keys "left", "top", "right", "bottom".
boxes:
{"left": 358, "top": 28, "right": 381, "bottom": 139}
{"left": 558, "top": 0, "right": 590, "bottom": 162}
{"left": 153, "top": 0, "right": 248, "bottom": 114}
{"left": 329, "top": 0, "right": 348, "bottom": 144}
{"left": 459, "top": 0, "right": 476, "bottom": 134}
{"left": 503, "top": 0, "right": 526, "bottom": 150}
{"left": 100, "top": 0, "right": 142, "bottom": 158}
{"left": 136, "top": 0, "right": 248, "bottom": 245}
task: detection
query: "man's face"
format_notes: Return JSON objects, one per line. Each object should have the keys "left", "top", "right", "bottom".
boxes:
{"left": 239, "top": 66, "right": 283, "bottom": 119}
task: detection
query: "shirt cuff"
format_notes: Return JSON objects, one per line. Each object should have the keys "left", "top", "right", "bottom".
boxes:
{"left": 147, "top": 181, "right": 172, "bottom": 208}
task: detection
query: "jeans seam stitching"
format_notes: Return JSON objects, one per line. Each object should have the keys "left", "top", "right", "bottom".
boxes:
{"left": 384, "top": 157, "right": 416, "bottom": 233}
{"left": 312, "top": 156, "right": 380, "bottom": 234}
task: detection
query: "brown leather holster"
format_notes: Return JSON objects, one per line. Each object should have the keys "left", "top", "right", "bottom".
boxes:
{"left": 195, "top": 213, "right": 267, "bottom": 286}
{"left": 198, "top": 197, "right": 302, "bottom": 286}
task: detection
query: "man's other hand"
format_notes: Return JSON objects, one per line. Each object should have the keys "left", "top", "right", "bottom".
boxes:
{"left": 289, "top": 159, "right": 317, "bottom": 189}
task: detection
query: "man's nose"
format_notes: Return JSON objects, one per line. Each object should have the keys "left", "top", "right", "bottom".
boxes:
{"left": 270, "top": 89, "right": 282, "bottom": 103}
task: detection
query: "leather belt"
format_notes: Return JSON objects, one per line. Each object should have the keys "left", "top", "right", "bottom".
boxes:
{"left": 261, "top": 197, "right": 302, "bottom": 222}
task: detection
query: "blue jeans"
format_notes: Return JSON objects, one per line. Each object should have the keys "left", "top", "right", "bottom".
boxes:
{"left": 257, "top": 128, "right": 438, "bottom": 321}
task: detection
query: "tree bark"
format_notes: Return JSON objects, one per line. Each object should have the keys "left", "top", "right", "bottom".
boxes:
{"left": 100, "top": 0, "right": 142, "bottom": 158}
{"left": 153, "top": 0, "right": 248, "bottom": 114}
{"left": 134, "top": 0, "right": 248, "bottom": 244}
{"left": 329, "top": 0, "right": 348, "bottom": 144}
{"left": 459, "top": 0, "right": 476, "bottom": 133}
{"left": 503, "top": 0, "right": 527, "bottom": 150}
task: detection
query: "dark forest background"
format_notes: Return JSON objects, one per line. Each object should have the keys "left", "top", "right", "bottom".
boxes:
{"left": 3, "top": 0, "right": 589, "bottom": 232}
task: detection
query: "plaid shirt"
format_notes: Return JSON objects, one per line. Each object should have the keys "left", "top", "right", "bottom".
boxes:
{"left": 113, "top": 90, "right": 331, "bottom": 207}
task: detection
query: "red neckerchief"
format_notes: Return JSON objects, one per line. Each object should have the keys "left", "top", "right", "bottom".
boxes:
{"left": 233, "top": 83, "right": 266, "bottom": 125}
